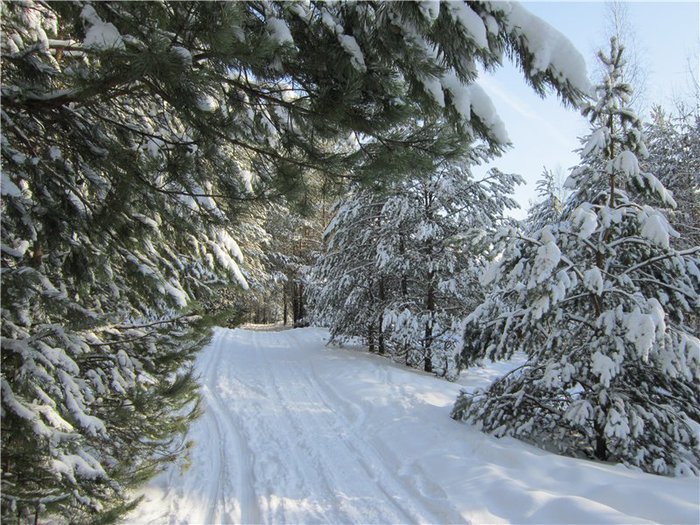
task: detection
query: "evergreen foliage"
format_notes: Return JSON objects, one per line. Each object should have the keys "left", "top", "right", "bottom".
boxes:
{"left": 377, "top": 161, "right": 521, "bottom": 375}
{"left": 246, "top": 199, "right": 329, "bottom": 326}
{"left": 304, "top": 0, "right": 591, "bottom": 375}
{"left": 309, "top": 150, "right": 522, "bottom": 376}
{"left": 309, "top": 189, "right": 386, "bottom": 348}
{"left": 643, "top": 107, "right": 700, "bottom": 250}
{"left": 526, "top": 167, "right": 566, "bottom": 233}
{"left": 1, "top": 1, "right": 591, "bottom": 520}
{"left": 452, "top": 39, "right": 700, "bottom": 476}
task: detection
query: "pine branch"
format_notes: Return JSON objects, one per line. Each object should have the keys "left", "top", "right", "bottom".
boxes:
{"left": 112, "top": 313, "right": 200, "bottom": 330}
{"left": 621, "top": 246, "right": 699, "bottom": 276}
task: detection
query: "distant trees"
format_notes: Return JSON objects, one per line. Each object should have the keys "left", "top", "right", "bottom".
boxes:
{"left": 452, "top": 39, "right": 700, "bottom": 476}
{"left": 253, "top": 199, "right": 330, "bottom": 327}
{"left": 643, "top": 107, "right": 700, "bottom": 250}
{"left": 309, "top": 149, "right": 522, "bottom": 376}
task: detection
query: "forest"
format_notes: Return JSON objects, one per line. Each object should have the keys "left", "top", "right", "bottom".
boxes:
{"left": 1, "top": 1, "right": 698, "bottom": 523}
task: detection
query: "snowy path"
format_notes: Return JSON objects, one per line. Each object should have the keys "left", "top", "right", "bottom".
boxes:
{"left": 126, "top": 327, "right": 699, "bottom": 525}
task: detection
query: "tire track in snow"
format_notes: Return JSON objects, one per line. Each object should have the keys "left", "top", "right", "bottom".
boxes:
{"left": 126, "top": 327, "right": 700, "bottom": 525}
{"left": 305, "top": 356, "right": 469, "bottom": 525}
{"left": 200, "top": 330, "right": 234, "bottom": 524}
{"left": 277, "top": 333, "right": 414, "bottom": 523}
{"left": 254, "top": 332, "right": 367, "bottom": 524}
{"left": 284, "top": 330, "right": 467, "bottom": 525}
{"left": 143, "top": 327, "right": 463, "bottom": 524}
{"left": 201, "top": 328, "right": 261, "bottom": 525}
{"left": 246, "top": 330, "right": 346, "bottom": 525}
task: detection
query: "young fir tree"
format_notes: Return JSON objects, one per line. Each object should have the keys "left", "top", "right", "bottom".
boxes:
{"left": 1, "top": 1, "right": 591, "bottom": 520}
{"left": 452, "top": 38, "right": 700, "bottom": 476}
{"left": 526, "top": 166, "right": 566, "bottom": 233}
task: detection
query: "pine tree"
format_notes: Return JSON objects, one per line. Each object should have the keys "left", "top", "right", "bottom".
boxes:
{"left": 453, "top": 39, "right": 700, "bottom": 476}
{"left": 1, "top": 1, "right": 592, "bottom": 520}
{"left": 308, "top": 189, "right": 387, "bottom": 349}
{"left": 302, "top": 0, "right": 594, "bottom": 374}
{"left": 377, "top": 160, "right": 522, "bottom": 375}
{"left": 310, "top": 142, "right": 522, "bottom": 377}
{"left": 1, "top": 3, "right": 250, "bottom": 520}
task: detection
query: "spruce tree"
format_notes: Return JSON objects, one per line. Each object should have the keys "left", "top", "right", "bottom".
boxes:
{"left": 453, "top": 39, "right": 700, "bottom": 476}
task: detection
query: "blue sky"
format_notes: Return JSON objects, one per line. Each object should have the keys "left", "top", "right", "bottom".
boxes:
{"left": 480, "top": 1, "right": 699, "bottom": 219}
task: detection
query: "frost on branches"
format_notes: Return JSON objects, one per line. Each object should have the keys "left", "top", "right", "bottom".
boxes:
{"left": 376, "top": 162, "right": 521, "bottom": 376}
{"left": 2, "top": 1, "right": 592, "bottom": 520}
{"left": 452, "top": 39, "right": 700, "bottom": 476}
{"left": 310, "top": 148, "right": 522, "bottom": 377}
{"left": 643, "top": 107, "right": 700, "bottom": 251}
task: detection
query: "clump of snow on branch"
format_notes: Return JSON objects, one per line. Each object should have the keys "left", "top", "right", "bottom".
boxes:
{"left": 267, "top": 17, "right": 294, "bottom": 46}
{"left": 81, "top": 5, "right": 124, "bottom": 50}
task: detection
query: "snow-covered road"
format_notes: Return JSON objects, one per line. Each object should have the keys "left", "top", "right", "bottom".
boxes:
{"left": 126, "top": 327, "right": 699, "bottom": 525}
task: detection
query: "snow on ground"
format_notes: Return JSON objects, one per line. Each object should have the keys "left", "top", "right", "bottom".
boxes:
{"left": 125, "top": 327, "right": 700, "bottom": 525}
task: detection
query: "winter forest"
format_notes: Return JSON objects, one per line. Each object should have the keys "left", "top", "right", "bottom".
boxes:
{"left": 1, "top": 1, "right": 699, "bottom": 524}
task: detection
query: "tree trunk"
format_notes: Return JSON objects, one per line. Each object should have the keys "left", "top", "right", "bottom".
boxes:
{"left": 291, "top": 281, "right": 306, "bottom": 327}
{"left": 423, "top": 271, "right": 435, "bottom": 373}
{"left": 296, "top": 282, "right": 305, "bottom": 326}
{"left": 422, "top": 190, "right": 437, "bottom": 374}
{"left": 399, "top": 233, "right": 409, "bottom": 360}
{"left": 378, "top": 276, "right": 386, "bottom": 355}
{"left": 399, "top": 234, "right": 408, "bottom": 297}
{"left": 283, "top": 286, "right": 288, "bottom": 326}
{"left": 423, "top": 318, "right": 433, "bottom": 373}
{"left": 594, "top": 417, "right": 608, "bottom": 461}
{"left": 292, "top": 284, "right": 299, "bottom": 325}
{"left": 423, "top": 350, "right": 433, "bottom": 373}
